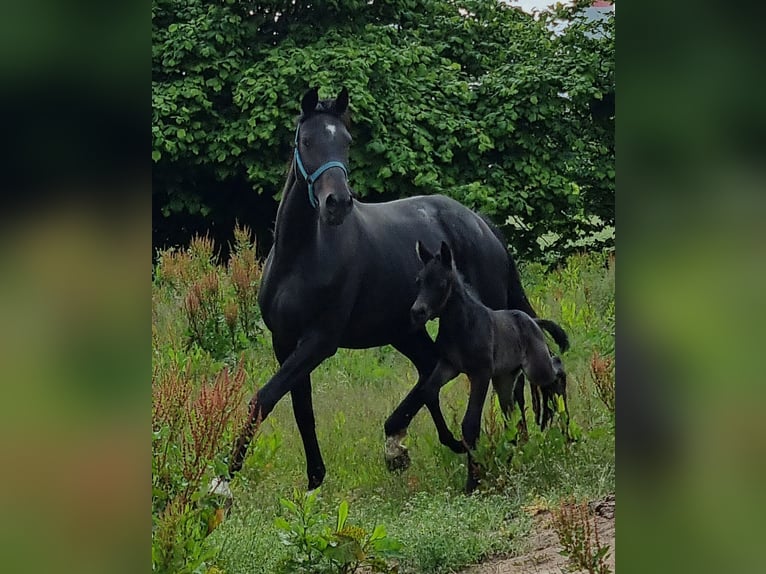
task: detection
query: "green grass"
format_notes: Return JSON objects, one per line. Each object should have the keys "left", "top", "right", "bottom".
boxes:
{"left": 153, "top": 245, "right": 615, "bottom": 574}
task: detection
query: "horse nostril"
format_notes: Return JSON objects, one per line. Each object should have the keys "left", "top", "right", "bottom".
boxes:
{"left": 326, "top": 194, "right": 337, "bottom": 208}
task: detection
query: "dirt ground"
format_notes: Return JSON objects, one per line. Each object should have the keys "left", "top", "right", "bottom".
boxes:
{"left": 459, "top": 495, "right": 615, "bottom": 574}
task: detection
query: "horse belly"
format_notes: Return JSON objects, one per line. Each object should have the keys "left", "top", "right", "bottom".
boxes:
{"left": 337, "top": 313, "right": 404, "bottom": 349}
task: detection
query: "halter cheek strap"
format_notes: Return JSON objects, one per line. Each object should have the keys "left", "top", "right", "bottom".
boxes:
{"left": 294, "top": 124, "right": 349, "bottom": 209}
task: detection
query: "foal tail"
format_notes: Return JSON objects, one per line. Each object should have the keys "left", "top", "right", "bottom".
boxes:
{"left": 534, "top": 319, "right": 570, "bottom": 353}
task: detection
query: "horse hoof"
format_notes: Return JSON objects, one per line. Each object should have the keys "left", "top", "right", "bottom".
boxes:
{"left": 307, "top": 467, "right": 326, "bottom": 491}
{"left": 209, "top": 476, "right": 233, "bottom": 499}
{"left": 386, "top": 450, "right": 411, "bottom": 472}
{"left": 384, "top": 432, "right": 410, "bottom": 471}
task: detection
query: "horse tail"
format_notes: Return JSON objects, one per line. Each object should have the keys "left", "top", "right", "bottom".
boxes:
{"left": 477, "top": 213, "right": 537, "bottom": 318}
{"left": 534, "top": 319, "right": 570, "bottom": 354}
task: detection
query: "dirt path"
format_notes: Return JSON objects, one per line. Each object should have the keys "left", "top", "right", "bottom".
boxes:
{"left": 459, "top": 495, "right": 615, "bottom": 574}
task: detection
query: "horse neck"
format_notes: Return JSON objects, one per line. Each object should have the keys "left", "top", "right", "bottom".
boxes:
{"left": 273, "top": 160, "right": 317, "bottom": 258}
{"left": 440, "top": 274, "right": 483, "bottom": 331}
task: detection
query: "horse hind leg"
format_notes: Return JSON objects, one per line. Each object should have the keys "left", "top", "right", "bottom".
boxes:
{"left": 492, "top": 371, "right": 528, "bottom": 441}
{"left": 523, "top": 344, "right": 559, "bottom": 430}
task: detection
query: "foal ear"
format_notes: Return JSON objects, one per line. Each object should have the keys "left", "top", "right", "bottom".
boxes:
{"left": 416, "top": 241, "right": 433, "bottom": 265}
{"left": 301, "top": 86, "right": 319, "bottom": 116}
{"left": 333, "top": 87, "right": 349, "bottom": 115}
{"left": 440, "top": 241, "right": 453, "bottom": 269}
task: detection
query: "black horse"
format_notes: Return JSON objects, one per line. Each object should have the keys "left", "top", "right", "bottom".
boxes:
{"left": 225, "top": 87, "right": 541, "bottom": 491}
{"left": 410, "top": 241, "right": 569, "bottom": 491}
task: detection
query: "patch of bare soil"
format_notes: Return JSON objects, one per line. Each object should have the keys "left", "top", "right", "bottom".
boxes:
{"left": 459, "top": 495, "right": 615, "bottom": 574}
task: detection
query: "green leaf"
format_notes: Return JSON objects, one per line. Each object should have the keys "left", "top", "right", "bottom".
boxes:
{"left": 336, "top": 500, "right": 349, "bottom": 532}
{"left": 370, "top": 524, "right": 386, "bottom": 541}
{"left": 274, "top": 517, "right": 291, "bottom": 531}
{"left": 152, "top": 150, "right": 161, "bottom": 162}
{"left": 279, "top": 497, "right": 297, "bottom": 514}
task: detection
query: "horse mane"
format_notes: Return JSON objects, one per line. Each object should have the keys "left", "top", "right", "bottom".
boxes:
{"left": 444, "top": 260, "right": 484, "bottom": 308}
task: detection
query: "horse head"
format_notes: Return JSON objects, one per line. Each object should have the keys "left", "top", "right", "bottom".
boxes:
{"left": 294, "top": 87, "right": 354, "bottom": 226}
{"left": 411, "top": 241, "right": 456, "bottom": 328}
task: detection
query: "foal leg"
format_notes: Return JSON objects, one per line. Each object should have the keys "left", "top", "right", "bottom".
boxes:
{"left": 462, "top": 372, "right": 492, "bottom": 494}
{"left": 531, "top": 384, "right": 543, "bottom": 428}
{"left": 419, "top": 361, "right": 462, "bottom": 451}
{"left": 493, "top": 371, "right": 528, "bottom": 441}
{"left": 385, "top": 333, "right": 462, "bottom": 471}
{"left": 524, "top": 341, "right": 559, "bottom": 431}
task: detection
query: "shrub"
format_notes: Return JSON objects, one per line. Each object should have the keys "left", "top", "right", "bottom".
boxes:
{"left": 551, "top": 498, "right": 612, "bottom": 574}
{"left": 590, "top": 351, "right": 615, "bottom": 413}
{"left": 275, "top": 489, "right": 402, "bottom": 574}
{"left": 152, "top": 360, "right": 249, "bottom": 573}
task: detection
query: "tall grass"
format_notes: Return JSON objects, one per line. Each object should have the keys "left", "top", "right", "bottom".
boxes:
{"left": 152, "top": 233, "right": 615, "bottom": 574}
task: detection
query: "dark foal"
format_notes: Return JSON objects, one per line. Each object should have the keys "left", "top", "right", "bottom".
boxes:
{"left": 411, "top": 241, "right": 570, "bottom": 492}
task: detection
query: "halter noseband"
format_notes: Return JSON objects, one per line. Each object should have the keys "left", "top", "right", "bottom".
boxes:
{"left": 293, "top": 122, "right": 349, "bottom": 209}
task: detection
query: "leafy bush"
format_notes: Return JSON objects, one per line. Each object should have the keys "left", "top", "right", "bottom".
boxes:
{"left": 473, "top": 396, "right": 582, "bottom": 492}
{"left": 151, "top": 360, "right": 249, "bottom": 573}
{"left": 155, "top": 226, "right": 264, "bottom": 359}
{"left": 551, "top": 499, "right": 612, "bottom": 574}
{"left": 152, "top": 0, "right": 613, "bottom": 261}
{"left": 275, "top": 489, "right": 402, "bottom": 574}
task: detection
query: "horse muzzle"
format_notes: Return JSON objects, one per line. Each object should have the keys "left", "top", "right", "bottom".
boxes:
{"left": 410, "top": 304, "right": 430, "bottom": 329}
{"left": 321, "top": 190, "right": 354, "bottom": 226}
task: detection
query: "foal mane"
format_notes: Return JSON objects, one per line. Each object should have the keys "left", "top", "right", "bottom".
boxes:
{"left": 444, "top": 260, "right": 484, "bottom": 308}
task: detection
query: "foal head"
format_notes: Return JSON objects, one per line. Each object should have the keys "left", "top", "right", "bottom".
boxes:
{"left": 410, "top": 241, "right": 456, "bottom": 328}
{"left": 294, "top": 87, "right": 354, "bottom": 226}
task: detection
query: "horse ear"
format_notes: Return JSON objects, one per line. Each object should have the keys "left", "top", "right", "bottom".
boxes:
{"left": 334, "top": 87, "right": 349, "bottom": 115}
{"left": 301, "top": 87, "right": 319, "bottom": 116}
{"left": 416, "top": 241, "right": 433, "bottom": 265}
{"left": 440, "top": 241, "right": 453, "bottom": 269}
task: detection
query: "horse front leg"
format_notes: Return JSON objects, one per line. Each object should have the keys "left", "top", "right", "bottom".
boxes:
{"left": 290, "top": 376, "right": 325, "bottom": 489}
{"left": 227, "top": 331, "right": 337, "bottom": 488}
{"left": 273, "top": 338, "right": 326, "bottom": 490}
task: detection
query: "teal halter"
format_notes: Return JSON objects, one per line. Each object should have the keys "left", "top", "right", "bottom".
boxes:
{"left": 293, "top": 123, "right": 349, "bottom": 209}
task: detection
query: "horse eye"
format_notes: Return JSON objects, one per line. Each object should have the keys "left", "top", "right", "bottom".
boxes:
{"left": 301, "top": 137, "right": 310, "bottom": 148}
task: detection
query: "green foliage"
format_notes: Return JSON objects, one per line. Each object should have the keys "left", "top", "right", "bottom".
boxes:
{"left": 152, "top": 0, "right": 614, "bottom": 260}
{"left": 551, "top": 499, "right": 612, "bottom": 574}
{"left": 275, "top": 489, "right": 402, "bottom": 573}
{"left": 155, "top": 228, "right": 264, "bottom": 360}
{"left": 151, "top": 360, "right": 248, "bottom": 573}
{"left": 473, "top": 398, "right": 584, "bottom": 492}
{"left": 153, "top": 247, "right": 615, "bottom": 573}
